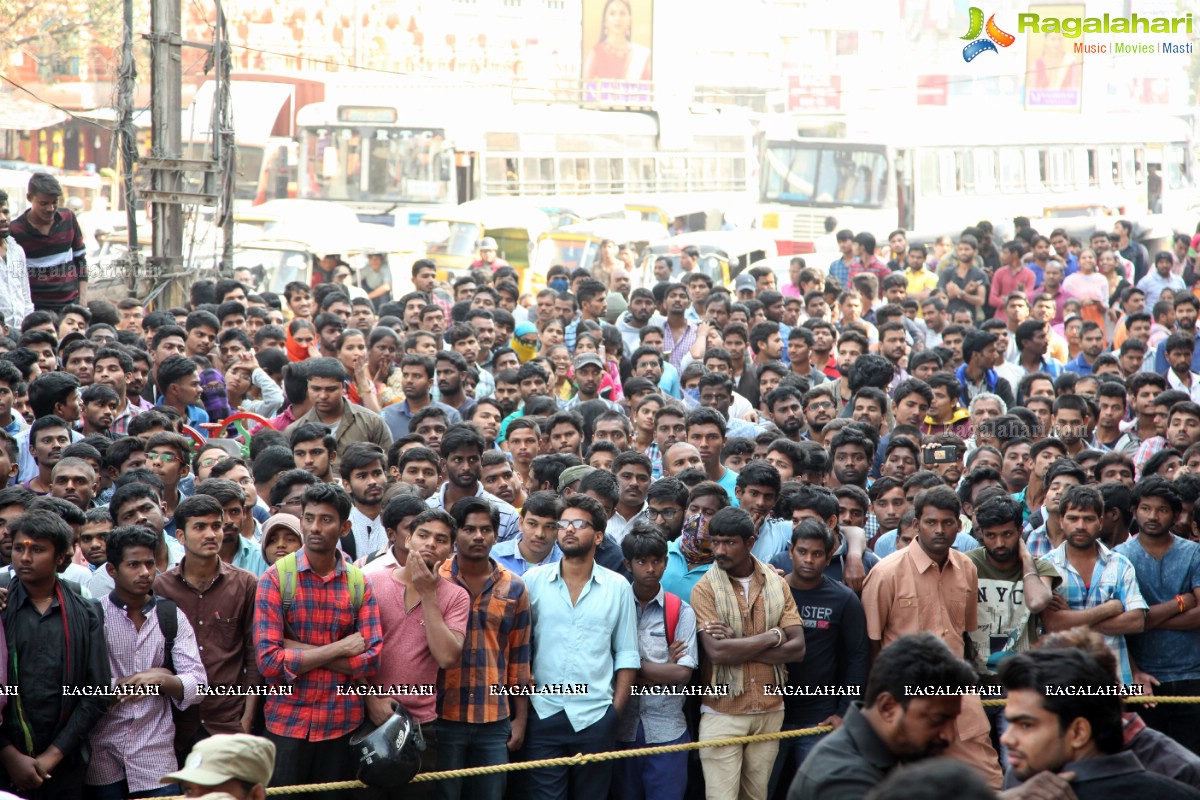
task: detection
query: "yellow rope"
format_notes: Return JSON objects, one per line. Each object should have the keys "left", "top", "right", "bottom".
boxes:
{"left": 158, "top": 696, "right": 1200, "bottom": 798}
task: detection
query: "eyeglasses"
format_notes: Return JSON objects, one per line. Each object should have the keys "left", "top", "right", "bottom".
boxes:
{"left": 646, "top": 507, "right": 680, "bottom": 521}
{"left": 198, "top": 457, "right": 223, "bottom": 469}
{"left": 556, "top": 519, "right": 593, "bottom": 531}
{"left": 145, "top": 452, "right": 178, "bottom": 463}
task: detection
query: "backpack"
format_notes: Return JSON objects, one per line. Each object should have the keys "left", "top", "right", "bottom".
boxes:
{"left": 276, "top": 551, "right": 366, "bottom": 615}
{"left": 663, "top": 591, "right": 681, "bottom": 646}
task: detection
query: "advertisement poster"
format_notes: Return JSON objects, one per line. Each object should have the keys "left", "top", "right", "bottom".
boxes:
{"left": 1023, "top": 3, "right": 1084, "bottom": 111}
{"left": 581, "top": 0, "right": 654, "bottom": 106}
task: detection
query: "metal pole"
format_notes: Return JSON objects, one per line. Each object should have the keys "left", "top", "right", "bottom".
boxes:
{"left": 215, "top": 0, "right": 234, "bottom": 272}
{"left": 117, "top": 0, "right": 141, "bottom": 290}
{"left": 150, "top": 0, "right": 184, "bottom": 304}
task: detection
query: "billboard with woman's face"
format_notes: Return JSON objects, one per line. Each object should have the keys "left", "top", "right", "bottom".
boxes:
{"left": 1024, "top": 3, "right": 1084, "bottom": 110}
{"left": 581, "top": 0, "right": 653, "bottom": 106}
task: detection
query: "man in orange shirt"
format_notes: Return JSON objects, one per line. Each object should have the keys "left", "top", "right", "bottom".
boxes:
{"left": 860, "top": 484, "right": 1002, "bottom": 789}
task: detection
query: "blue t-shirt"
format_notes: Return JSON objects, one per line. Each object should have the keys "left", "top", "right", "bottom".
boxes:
{"left": 1114, "top": 535, "right": 1200, "bottom": 683}
{"left": 717, "top": 467, "right": 740, "bottom": 507}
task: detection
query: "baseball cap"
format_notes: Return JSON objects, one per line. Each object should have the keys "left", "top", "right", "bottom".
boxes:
{"left": 162, "top": 734, "right": 276, "bottom": 787}
{"left": 574, "top": 353, "right": 604, "bottom": 371}
{"left": 263, "top": 513, "right": 301, "bottom": 539}
{"left": 557, "top": 465, "right": 596, "bottom": 492}
{"left": 734, "top": 274, "right": 755, "bottom": 292}
{"left": 479, "top": 237, "right": 498, "bottom": 250}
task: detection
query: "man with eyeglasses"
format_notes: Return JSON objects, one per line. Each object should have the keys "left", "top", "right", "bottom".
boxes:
{"left": 522, "top": 494, "right": 639, "bottom": 800}
{"left": 145, "top": 431, "right": 194, "bottom": 536}
{"left": 267, "top": 469, "right": 319, "bottom": 517}
{"left": 643, "top": 478, "right": 688, "bottom": 541}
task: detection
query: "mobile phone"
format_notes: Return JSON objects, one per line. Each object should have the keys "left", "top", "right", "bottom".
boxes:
{"left": 924, "top": 445, "right": 958, "bottom": 465}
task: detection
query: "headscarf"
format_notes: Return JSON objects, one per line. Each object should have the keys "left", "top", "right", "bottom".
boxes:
{"left": 199, "top": 368, "right": 232, "bottom": 423}
{"left": 285, "top": 326, "right": 309, "bottom": 362}
{"left": 678, "top": 513, "right": 714, "bottom": 566}
{"left": 511, "top": 321, "right": 539, "bottom": 363}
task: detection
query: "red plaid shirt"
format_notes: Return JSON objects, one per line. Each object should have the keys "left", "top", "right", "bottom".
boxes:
{"left": 254, "top": 549, "right": 382, "bottom": 741}
{"left": 848, "top": 256, "right": 892, "bottom": 284}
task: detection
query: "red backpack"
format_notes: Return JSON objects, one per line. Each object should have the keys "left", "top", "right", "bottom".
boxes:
{"left": 664, "top": 591, "right": 681, "bottom": 646}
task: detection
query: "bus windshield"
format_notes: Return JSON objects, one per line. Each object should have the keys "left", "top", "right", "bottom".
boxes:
{"left": 762, "top": 143, "right": 889, "bottom": 208}
{"left": 301, "top": 126, "right": 452, "bottom": 204}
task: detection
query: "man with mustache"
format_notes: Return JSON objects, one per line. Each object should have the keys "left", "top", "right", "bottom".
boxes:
{"left": 337, "top": 442, "right": 388, "bottom": 563}
{"left": 861, "top": 485, "right": 1002, "bottom": 788}
{"left": 522, "top": 494, "right": 639, "bottom": 800}
{"left": 691, "top": 506, "right": 805, "bottom": 799}
{"left": 155, "top": 494, "right": 261, "bottom": 760}
{"left": 363, "top": 506, "right": 469, "bottom": 799}
{"left": 789, "top": 632, "right": 979, "bottom": 800}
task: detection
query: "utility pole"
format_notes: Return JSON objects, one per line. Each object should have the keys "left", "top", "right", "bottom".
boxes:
{"left": 148, "top": 0, "right": 184, "bottom": 306}
{"left": 143, "top": 0, "right": 218, "bottom": 307}
{"left": 215, "top": 0, "right": 235, "bottom": 271}
{"left": 116, "top": 0, "right": 140, "bottom": 291}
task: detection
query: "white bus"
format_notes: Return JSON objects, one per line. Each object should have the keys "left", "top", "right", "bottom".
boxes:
{"left": 295, "top": 98, "right": 757, "bottom": 227}
{"left": 756, "top": 112, "right": 1196, "bottom": 253}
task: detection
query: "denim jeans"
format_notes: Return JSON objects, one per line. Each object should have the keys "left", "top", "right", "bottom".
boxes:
{"left": 435, "top": 718, "right": 512, "bottom": 800}
{"left": 523, "top": 706, "right": 617, "bottom": 800}
{"left": 767, "top": 722, "right": 827, "bottom": 800}
{"left": 615, "top": 722, "right": 689, "bottom": 800}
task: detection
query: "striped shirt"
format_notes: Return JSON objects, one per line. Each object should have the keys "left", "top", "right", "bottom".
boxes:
{"left": 9, "top": 208, "right": 87, "bottom": 310}
{"left": 1043, "top": 541, "right": 1148, "bottom": 685}
{"left": 87, "top": 594, "right": 206, "bottom": 792}
{"left": 438, "top": 557, "right": 533, "bottom": 724}
{"left": 254, "top": 549, "right": 383, "bottom": 741}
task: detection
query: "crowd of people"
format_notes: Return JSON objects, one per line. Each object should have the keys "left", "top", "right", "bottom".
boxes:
{"left": 0, "top": 172, "right": 1199, "bottom": 800}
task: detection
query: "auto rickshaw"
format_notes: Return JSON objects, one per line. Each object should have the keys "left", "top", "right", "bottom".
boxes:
{"left": 530, "top": 219, "right": 668, "bottom": 293}
{"left": 632, "top": 231, "right": 779, "bottom": 290}
{"left": 234, "top": 222, "right": 423, "bottom": 300}
{"left": 417, "top": 199, "right": 552, "bottom": 287}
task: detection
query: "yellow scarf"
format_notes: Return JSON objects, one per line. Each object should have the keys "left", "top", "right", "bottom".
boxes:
{"left": 703, "top": 557, "right": 788, "bottom": 696}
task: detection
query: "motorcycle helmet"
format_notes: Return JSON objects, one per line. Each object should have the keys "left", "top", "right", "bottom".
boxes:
{"left": 350, "top": 701, "right": 426, "bottom": 788}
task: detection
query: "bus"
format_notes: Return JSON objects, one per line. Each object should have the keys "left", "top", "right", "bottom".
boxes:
{"left": 294, "top": 98, "right": 757, "bottom": 227}
{"left": 756, "top": 112, "right": 1196, "bottom": 254}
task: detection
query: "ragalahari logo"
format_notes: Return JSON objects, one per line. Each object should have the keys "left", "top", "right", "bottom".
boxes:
{"left": 961, "top": 7, "right": 1016, "bottom": 62}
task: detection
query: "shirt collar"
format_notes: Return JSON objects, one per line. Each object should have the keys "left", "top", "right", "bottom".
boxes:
{"left": 905, "top": 540, "right": 957, "bottom": 573}
{"left": 108, "top": 590, "right": 158, "bottom": 615}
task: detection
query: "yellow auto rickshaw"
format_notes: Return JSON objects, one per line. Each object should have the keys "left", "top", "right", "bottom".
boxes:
{"left": 417, "top": 199, "right": 552, "bottom": 287}
{"left": 633, "top": 231, "right": 779, "bottom": 290}
{"left": 530, "top": 219, "right": 668, "bottom": 293}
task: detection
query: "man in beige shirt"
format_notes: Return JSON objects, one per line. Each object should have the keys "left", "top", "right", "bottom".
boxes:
{"left": 691, "top": 506, "right": 805, "bottom": 800}
{"left": 861, "top": 484, "right": 1002, "bottom": 789}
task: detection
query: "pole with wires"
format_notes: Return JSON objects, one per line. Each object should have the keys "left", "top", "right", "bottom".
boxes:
{"left": 116, "top": 0, "right": 141, "bottom": 290}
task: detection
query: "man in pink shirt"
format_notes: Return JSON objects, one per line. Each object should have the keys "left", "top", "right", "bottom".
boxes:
{"left": 988, "top": 242, "right": 1039, "bottom": 322}
{"left": 365, "top": 506, "right": 471, "bottom": 800}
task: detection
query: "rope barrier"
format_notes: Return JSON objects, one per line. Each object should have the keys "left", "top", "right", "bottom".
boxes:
{"left": 157, "top": 696, "right": 1200, "bottom": 797}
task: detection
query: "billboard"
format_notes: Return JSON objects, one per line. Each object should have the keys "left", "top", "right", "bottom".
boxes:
{"left": 581, "top": 0, "right": 653, "bottom": 106}
{"left": 1023, "top": 4, "right": 1084, "bottom": 111}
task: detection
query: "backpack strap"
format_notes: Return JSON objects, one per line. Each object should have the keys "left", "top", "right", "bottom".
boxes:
{"left": 156, "top": 597, "right": 178, "bottom": 674}
{"left": 347, "top": 563, "right": 365, "bottom": 615}
{"left": 663, "top": 591, "right": 681, "bottom": 647}
{"left": 277, "top": 552, "right": 299, "bottom": 611}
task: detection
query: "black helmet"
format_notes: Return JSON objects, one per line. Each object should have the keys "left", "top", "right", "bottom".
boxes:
{"left": 350, "top": 701, "right": 426, "bottom": 788}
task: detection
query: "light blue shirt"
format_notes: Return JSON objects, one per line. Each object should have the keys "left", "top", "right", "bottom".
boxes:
{"left": 232, "top": 534, "right": 269, "bottom": 577}
{"left": 662, "top": 538, "right": 713, "bottom": 601}
{"left": 717, "top": 468, "right": 740, "bottom": 507}
{"left": 751, "top": 518, "right": 793, "bottom": 562}
{"left": 490, "top": 536, "right": 563, "bottom": 577}
{"left": 1136, "top": 271, "right": 1186, "bottom": 311}
{"left": 524, "top": 560, "right": 641, "bottom": 731}
{"left": 658, "top": 363, "right": 682, "bottom": 400}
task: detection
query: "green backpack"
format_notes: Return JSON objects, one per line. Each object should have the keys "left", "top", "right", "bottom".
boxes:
{"left": 276, "top": 551, "right": 366, "bottom": 616}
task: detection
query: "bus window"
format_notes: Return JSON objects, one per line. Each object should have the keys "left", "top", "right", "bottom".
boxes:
{"left": 918, "top": 151, "right": 939, "bottom": 196}
{"left": 999, "top": 148, "right": 1023, "bottom": 193}
{"left": 937, "top": 151, "right": 956, "bottom": 195}
{"left": 955, "top": 150, "right": 975, "bottom": 192}
{"left": 1120, "top": 147, "right": 1137, "bottom": 188}
{"left": 1167, "top": 144, "right": 1187, "bottom": 189}
{"left": 1133, "top": 147, "right": 1145, "bottom": 186}
{"left": 486, "top": 158, "right": 515, "bottom": 195}
{"left": 1048, "top": 148, "right": 1073, "bottom": 192}
{"left": 1027, "top": 149, "right": 1046, "bottom": 192}
{"left": 975, "top": 149, "right": 997, "bottom": 194}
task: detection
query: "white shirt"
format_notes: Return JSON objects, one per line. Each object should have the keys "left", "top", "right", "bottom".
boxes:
{"left": 348, "top": 505, "right": 386, "bottom": 561}
{"left": 0, "top": 236, "right": 34, "bottom": 331}
{"left": 1166, "top": 367, "right": 1200, "bottom": 404}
